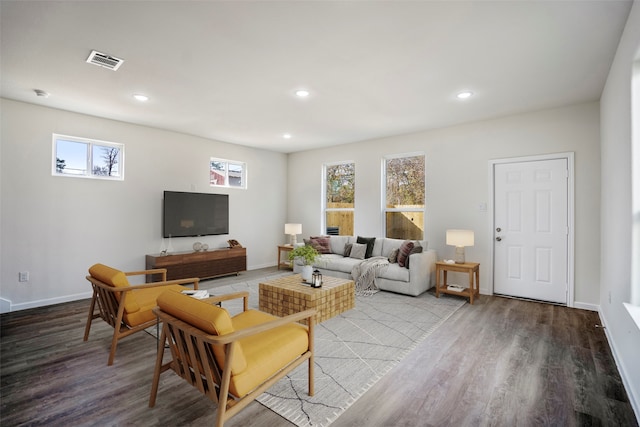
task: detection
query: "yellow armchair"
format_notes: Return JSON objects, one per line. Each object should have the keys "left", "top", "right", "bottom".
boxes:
{"left": 84, "top": 263, "right": 199, "bottom": 366}
{"left": 149, "top": 289, "right": 315, "bottom": 427}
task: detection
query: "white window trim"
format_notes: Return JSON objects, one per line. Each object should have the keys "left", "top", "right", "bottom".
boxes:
{"left": 628, "top": 59, "right": 640, "bottom": 329}
{"left": 381, "top": 152, "right": 426, "bottom": 238}
{"left": 52, "top": 133, "right": 124, "bottom": 180}
{"left": 210, "top": 157, "right": 247, "bottom": 189}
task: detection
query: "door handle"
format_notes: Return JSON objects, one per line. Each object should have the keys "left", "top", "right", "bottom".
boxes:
{"left": 496, "top": 237, "right": 502, "bottom": 242}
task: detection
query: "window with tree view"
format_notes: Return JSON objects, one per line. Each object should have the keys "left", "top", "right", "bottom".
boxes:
{"left": 384, "top": 154, "right": 425, "bottom": 240}
{"left": 53, "top": 134, "right": 123, "bottom": 180}
{"left": 325, "top": 162, "right": 355, "bottom": 236}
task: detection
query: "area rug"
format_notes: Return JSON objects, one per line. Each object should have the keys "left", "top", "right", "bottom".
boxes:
{"left": 203, "top": 273, "right": 465, "bottom": 427}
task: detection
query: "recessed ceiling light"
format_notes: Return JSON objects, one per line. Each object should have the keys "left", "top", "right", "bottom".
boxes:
{"left": 133, "top": 94, "right": 149, "bottom": 102}
{"left": 295, "top": 89, "right": 310, "bottom": 98}
{"left": 283, "top": 133, "right": 292, "bottom": 139}
{"left": 456, "top": 91, "right": 473, "bottom": 99}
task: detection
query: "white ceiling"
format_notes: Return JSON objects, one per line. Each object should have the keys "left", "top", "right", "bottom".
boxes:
{"left": 0, "top": 1, "right": 633, "bottom": 153}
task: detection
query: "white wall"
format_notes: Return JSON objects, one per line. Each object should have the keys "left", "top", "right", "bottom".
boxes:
{"left": 0, "top": 99, "right": 288, "bottom": 312}
{"left": 600, "top": 1, "right": 640, "bottom": 416}
{"left": 288, "top": 102, "right": 601, "bottom": 306}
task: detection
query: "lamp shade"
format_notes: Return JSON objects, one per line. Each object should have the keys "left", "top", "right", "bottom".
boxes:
{"left": 284, "top": 223, "right": 302, "bottom": 235}
{"left": 446, "top": 229, "right": 474, "bottom": 247}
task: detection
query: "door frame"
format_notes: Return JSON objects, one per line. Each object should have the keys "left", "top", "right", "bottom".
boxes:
{"left": 488, "top": 152, "right": 575, "bottom": 307}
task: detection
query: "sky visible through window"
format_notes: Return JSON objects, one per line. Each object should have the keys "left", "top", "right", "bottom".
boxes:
{"left": 55, "top": 138, "right": 120, "bottom": 176}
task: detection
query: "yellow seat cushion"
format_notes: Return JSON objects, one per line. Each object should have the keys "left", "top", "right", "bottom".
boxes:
{"left": 229, "top": 310, "right": 309, "bottom": 397}
{"left": 89, "top": 264, "right": 185, "bottom": 327}
{"left": 157, "top": 290, "right": 247, "bottom": 375}
{"left": 124, "top": 285, "right": 186, "bottom": 327}
{"left": 157, "top": 291, "right": 310, "bottom": 398}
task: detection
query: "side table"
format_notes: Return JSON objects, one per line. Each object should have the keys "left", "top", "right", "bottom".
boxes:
{"left": 277, "top": 245, "right": 294, "bottom": 270}
{"left": 435, "top": 261, "right": 480, "bottom": 304}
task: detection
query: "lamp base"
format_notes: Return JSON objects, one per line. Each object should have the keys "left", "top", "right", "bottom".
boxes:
{"left": 454, "top": 246, "right": 466, "bottom": 264}
{"left": 289, "top": 234, "right": 297, "bottom": 246}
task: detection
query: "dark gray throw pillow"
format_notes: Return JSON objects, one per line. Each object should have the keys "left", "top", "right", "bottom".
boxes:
{"left": 356, "top": 236, "right": 376, "bottom": 259}
{"left": 343, "top": 243, "right": 353, "bottom": 257}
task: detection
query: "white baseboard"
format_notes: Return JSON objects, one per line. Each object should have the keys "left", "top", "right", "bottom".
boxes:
{"left": 0, "top": 298, "right": 11, "bottom": 314}
{"left": 7, "top": 291, "right": 92, "bottom": 312}
{"left": 573, "top": 301, "right": 599, "bottom": 311}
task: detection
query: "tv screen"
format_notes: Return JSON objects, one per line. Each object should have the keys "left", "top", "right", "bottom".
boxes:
{"left": 163, "top": 191, "right": 229, "bottom": 238}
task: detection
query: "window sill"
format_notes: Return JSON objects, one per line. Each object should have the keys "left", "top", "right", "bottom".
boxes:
{"left": 623, "top": 302, "right": 640, "bottom": 332}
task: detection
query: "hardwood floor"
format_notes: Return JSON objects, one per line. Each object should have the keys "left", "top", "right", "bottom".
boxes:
{"left": 1, "top": 268, "right": 637, "bottom": 426}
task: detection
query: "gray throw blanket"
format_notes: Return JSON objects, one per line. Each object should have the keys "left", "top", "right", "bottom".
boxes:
{"left": 351, "top": 256, "right": 389, "bottom": 296}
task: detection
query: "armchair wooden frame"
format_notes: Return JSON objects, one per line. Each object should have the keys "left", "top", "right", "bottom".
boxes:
{"left": 149, "top": 291, "right": 315, "bottom": 427}
{"left": 84, "top": 268, "right": 199, "bottom": 366}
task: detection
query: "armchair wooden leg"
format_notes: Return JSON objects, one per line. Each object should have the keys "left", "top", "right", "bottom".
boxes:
{"left": 308, "top": 320, "right": 315, "bottom": 396}
{"left": 107, "top": 330, "right": 120, "bottom": 366}
{"left": 149, "top": 328, "right": 168, "bottom": 408}
{"left": 83, "top": 293, "right": 98, "bottom": 341}
{"left": 216, "top": 343, "right": 236, "bottom": 427}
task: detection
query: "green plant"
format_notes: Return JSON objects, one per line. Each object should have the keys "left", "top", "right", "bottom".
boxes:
{"left": 288, "top": 244, "right": 320, "bottom": 265}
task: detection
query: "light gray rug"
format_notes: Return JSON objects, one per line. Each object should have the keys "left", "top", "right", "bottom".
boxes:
{"left": 204, "top": 273, "right": 465, "bottom": 427}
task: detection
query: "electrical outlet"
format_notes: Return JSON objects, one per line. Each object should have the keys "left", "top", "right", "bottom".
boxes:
{"left": 18, "top": 271, "right": 29, "bottom": 282}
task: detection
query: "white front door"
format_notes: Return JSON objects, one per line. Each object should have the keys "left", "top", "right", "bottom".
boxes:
{"left": 493, "top": 158, "right": 569, "bottom": 304}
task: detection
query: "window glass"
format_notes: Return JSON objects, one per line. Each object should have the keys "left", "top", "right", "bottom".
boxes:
{"left": 324, "top": 162, "right": 355, "bottom": 236}
{"left": 53, "top": 134, "right": 123, "bottom": 180}
{"left": 210, "top": 158, "right": 246, "bottom": 189}
{"left": 384, "top": 154, "right": 425, "bottom": 239}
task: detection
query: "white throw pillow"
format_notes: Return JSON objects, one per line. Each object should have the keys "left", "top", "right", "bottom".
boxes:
{"left": 349, "top": 243, "right": 367, "bottom": 260}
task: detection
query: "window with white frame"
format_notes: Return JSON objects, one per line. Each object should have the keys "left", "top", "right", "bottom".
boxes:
{"left": 324, "top": 162, "right": 355, "bottom": 236}
{"left": 383, "top": 153, "right": 425, "bottom": 240}
{"left": 53, "top": 134, "right": 124, "bottom": 180}
{"left": 210, "top": 158, "right": 246, "bottom": 189}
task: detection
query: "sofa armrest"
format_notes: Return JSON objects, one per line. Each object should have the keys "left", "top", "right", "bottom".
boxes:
{"left": 407, "top": 249, "right": 437, "bottom": 288}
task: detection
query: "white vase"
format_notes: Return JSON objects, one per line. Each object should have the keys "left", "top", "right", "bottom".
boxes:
{"left": 300, "top": 265, "right": 313, "bottom": 282}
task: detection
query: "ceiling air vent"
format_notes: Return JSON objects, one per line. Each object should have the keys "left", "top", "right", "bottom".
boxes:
{"left": 86, "top": 50, "right": 124, "bottom": 71}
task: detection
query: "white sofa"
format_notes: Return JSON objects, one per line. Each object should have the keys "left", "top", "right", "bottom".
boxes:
{"left": 294, "top": 236, "right": 437, "bottom": 296}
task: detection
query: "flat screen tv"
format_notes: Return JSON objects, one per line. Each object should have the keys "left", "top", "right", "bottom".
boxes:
{"left": 163, "top": 191, "right": 229, "bottom": 238}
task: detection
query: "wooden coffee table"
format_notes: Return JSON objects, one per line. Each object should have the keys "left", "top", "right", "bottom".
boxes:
{"left": 259, "top": 274, "right": 355, "bottom": 323}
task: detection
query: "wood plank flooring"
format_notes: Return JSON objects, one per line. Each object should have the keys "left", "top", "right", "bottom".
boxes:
{"left": 1, "top": 267, "right": 637, "bottom": 426}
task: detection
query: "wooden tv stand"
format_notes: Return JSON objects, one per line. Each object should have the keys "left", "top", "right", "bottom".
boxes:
{"left": 145, "top": 247, "right": 247, "bottom": 281}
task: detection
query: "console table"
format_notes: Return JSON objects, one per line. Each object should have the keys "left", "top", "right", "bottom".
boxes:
{"left": 145, "top": 247, "right": 246, "bottom": 281}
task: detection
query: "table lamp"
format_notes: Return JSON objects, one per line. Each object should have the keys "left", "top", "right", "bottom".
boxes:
{"left": 446, "top": 229, "right": 474, "bottom": 264}
{"left": 284, "top": 223, "right": 302, "bottom": 246}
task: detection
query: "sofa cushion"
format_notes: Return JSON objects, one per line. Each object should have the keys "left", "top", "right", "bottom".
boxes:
{"left": 329, "top": 236, "right": 352, "bottom": 255}
{"left": 397, "top": 240, "right": 415, "bottom": 267}
{"left": 316, "top": 254, "right": 361, "bottom": 274}
{"left": 349, "top": 243, "right": 367, "bottom": 260}
{"left": 356, "top": 236, "right": 376, "bottom": 258}
{"left": 379, "top": 263, "right": 410, "bottom": 282}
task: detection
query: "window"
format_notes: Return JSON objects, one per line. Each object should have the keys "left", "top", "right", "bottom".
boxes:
{"left": 383, "top": 153, "right": 425, "bottom": 240}
{"left": 210, "top": 158, "right": 246, "bottom": 189}
{"left": 324, "top": 162, "right": 355, "bottom": 236}
{"left": 53, "top": 134, "right": 124, "bottom": 180}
